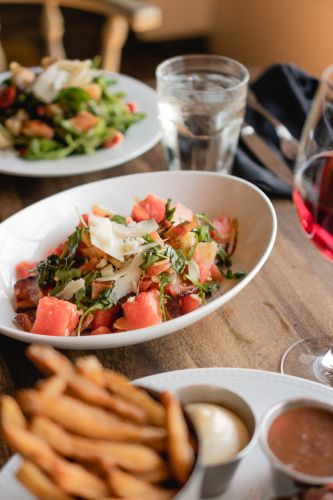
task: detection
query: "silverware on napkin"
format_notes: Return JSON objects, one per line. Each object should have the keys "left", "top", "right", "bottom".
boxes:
{"left": 247, "top": 89, "right": 299, "bottom": 161}
{"left": 240, "top": 123, "right": 294, "bottom": 187}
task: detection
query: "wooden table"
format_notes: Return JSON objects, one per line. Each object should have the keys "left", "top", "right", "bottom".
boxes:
{"left": 0, "top": 143, "right": 332, "bottom": 466}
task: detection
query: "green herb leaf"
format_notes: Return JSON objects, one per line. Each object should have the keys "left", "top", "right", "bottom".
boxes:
{"left": 192, "top": 223, "right": 212, "bottom": 243}
{"left": 140, "top": 248, "right": 161, "bottom": 270}
{"left": 91, "top": 55, "right": 102, "bottom": 69}
{"left": 164, "top": 246, "right": 186, "bottom": 274}
{"left": 60, "top": 226, "right": 86, "bottom": 265}
{"left": 76, "top": 287, "right": 114, "bottom": 336}
{"left": 216, "top": 244, "right": 232, "bottom": 267}
{"left": 184, "top": 274, "right": 219, "bottom": 303}
{"left": 111, "top": 214, "right": 127, "bottom": 225}
{"left": 222, "top": 269, "right": 246, "bottom": 280}
{"left": 165, "top": 198, "right": 176, "bottom": 222}
{"left": 36, "top": 254, "right": 60, "bottom": 288}
{"left": 159, "top": 272, "right": 171, "bottom": 321}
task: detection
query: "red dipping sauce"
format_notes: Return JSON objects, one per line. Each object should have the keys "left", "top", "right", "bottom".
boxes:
{"left": 268, "top": 406, "right": 333, "bottom": 477}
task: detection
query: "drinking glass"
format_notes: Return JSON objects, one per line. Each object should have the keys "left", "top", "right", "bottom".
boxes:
{"left": 281, "top": 66, "right": 333, "bottom": 385}
{"left": 156, "top": 55, "right": 249, "bottom": 173}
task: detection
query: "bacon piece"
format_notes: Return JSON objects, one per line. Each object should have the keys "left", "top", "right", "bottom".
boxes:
{"left": 91, "top": 281, "right": 113, "bottom": 300}
{"left": 15, "top": 311, "right": 36, "bottom": 332}
{"left": 14, "top": 277, "right": 43, "bottom": 312}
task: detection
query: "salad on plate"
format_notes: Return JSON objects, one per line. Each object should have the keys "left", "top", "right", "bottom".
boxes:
{"left": 0, "top": 57, "right": 144, "bottom": 160}
{"left": 14, "top": 193, "right": 245, "bottom": 337}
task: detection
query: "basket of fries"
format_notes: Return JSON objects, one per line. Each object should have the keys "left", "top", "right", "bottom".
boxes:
{"left": 0, "top": 345, "right": 203, "bottom": 499}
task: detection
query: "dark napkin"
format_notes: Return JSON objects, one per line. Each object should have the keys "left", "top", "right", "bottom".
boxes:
{"left": 232, "top": 63, "right": 318, "bottom": 198}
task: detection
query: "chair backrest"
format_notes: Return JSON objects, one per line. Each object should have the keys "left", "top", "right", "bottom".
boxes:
{"left": 0, "top": 0, "right": 162, "bottom": 71}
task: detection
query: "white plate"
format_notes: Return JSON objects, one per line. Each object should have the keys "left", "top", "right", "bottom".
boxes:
{"left": 0, "top": 72, "right": 161, "bottom": 177}
{"left": 1, "top": 367, "right": 333, "bottom": 499}
{"left": 0, "top": 171, "right": 277, "bottom": 349}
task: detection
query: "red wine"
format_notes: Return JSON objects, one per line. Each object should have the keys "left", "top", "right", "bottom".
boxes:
{"left": 293, "top": 152, "right": 333, "bottom": 260}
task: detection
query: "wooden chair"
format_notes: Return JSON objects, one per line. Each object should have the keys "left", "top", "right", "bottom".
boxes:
{"left": 0, "top": 0, "right": 162, "bottom": 71}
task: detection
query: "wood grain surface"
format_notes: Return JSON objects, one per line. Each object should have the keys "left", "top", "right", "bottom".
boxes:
{"left": 0, "top": 144, "right": 332, "bottom": 465}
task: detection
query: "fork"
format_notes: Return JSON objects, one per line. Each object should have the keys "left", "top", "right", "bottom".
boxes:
{"left": 247, "top": 89, "right": 299, "bottom": 162}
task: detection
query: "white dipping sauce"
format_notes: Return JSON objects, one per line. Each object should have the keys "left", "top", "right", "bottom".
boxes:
{"left": 186, "top": 403, "right": 250, "bottom": 465}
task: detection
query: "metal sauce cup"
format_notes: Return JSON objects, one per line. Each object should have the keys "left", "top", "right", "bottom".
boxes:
{"left": 138, "top": 386, "right": 204, "bottom": 500}
{"left": 175, "top": 384, "right": 257, "bottom": 497}
{"left": 260, "top": 398, "right": 333, "bottom": 497}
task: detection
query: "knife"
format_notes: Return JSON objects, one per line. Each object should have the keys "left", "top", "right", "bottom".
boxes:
{"left": 240, "top": 124, "right": 294, "bottom": 187}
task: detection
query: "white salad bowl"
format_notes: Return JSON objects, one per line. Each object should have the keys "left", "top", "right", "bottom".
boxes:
{"left": 0, "top": 171, "right": 277, "bottom": 349}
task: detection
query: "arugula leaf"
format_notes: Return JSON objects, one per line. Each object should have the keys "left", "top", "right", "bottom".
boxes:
{"left": 92, "top": 75, "right": 117, "bottom": 90}
{"left": 60, "top": 226, "right": 86, "bottom": 265}
{"left": 192, "top": 213, "right": 222, "bottom": 243}
{"left": 91, "top": 55, "right": 102, "bottom": 69}
{"left": 222, "top": 269, "right": 246, "bottom": 280}
{"left": 216, "top": 244, "right": 232, "bottom": 267}
{"left": 55, "top": 268, "right": 82, "bottom": 281}
{"left": 111, "top": 214, "right": 127, "bottom": 225}
{"left": 77, "top": 287, "right": 114, "bottom": 336}
{"left": 36, "top": 254, "right": 60, "bottom": 288}
{"left": 140, "top": 249, "right": 161, "bottom": 270}
{"left": 143, "top": 234, "right": 155, "bottom": 244}
{"left": 164, "top": 246, "right": 186, "bottom": 274}
{"left": 159, "top": 272, "right": 171, "bottom": 321}
{"left": 165, "top": 198, "right": 176, "bottom": 222}
{"left": 184, "top": 274, "right": 219, "bottom": 303}
{"left": 24, "top": 137, "right": 82, "bottom": 160}
{"left": 193, "top": 222, "right": 212, "bottom": 242}
{"left": 55, "top": 87, "right": 91, "bottom": 113}
{"left": 195, "top": 213, "right": 218, "bottom": 230}
{"left": 49, "top": 268, "right": 83, "bottom": 297}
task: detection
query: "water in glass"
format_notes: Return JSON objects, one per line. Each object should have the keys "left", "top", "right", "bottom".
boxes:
{"left": 158, "top": 71, "right": 247, "bottom": 173}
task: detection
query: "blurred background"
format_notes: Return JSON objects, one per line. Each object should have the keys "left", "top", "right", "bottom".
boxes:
{"left": 0, "top": 0, "right": 331, "bottom": 80}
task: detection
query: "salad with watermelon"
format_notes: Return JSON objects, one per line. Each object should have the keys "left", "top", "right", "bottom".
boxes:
{"left": 14, "top": 194, "right": 245, "bottom": 336}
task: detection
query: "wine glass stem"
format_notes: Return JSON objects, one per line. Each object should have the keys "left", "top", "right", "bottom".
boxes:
{"left": 313, "top": 348, "right": 333, "bottom": 384}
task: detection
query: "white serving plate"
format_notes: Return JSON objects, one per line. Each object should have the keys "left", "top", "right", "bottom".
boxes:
{"left": 0, "top": 171, "right": 277, "bottom": 349}
{"left": 1, "top": 367, "right": 333, "bottom": 499}
{"left": 0, "top": 72, "right": 161, "bottom": 177}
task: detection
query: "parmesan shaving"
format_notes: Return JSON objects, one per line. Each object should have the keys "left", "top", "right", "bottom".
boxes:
{"left": 111, "top": 253, "right": 143, "bottom": 302}
{"left": 56, "top": 279, "right": 85, "bottom": 300}
{"left": 187, "top": 258, "right": 200, "bottom": 283}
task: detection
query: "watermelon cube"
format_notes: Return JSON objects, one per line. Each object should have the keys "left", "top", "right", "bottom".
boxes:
{"left": 31, "top": 296, "right": 79, "bottom": 336}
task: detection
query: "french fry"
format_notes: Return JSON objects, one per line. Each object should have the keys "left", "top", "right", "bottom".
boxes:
{"left": 162, "top": 391, "right": 194, "bottom": 485}
{"left": 31, "top": 416, "right": 167, "bottom": 474}
{"left": 28, "top": 346, "right": 147, "bottom": 424}
{"left": 16, "top": 460, "right": 73, "bottom": 500}
{"left": 76, "top": 356, "right": 166, "bottom": 427}
{"left": 75, "top": 355, "right": 106, "bottom": 387}
{"left": 66, "top": 373, "right": 147, "bottom": 424}
{"left": 76, "top": 357, "right": 165, "bottom": 428}
{"left": 18, "top": 389, "right": 166, "bottom": 446}
{"left": 132, "top": 466, "right": 171, "bottom": 484}
{"left": 51, "top": 458, "right": 109, "bottom": 499}
{"left": 27, "top": 344, "right": 74, "bottom": 377}
{"left": 107, "top": 468, "right": 176, "bottom": 500}
{"left": 104, "top": 372, "right": 166, "bottom": 428}
{"left": 1, "top": 346, "right": 197, "bottom": 500}
{"left": 1, "top": 395, "right": 27, "bottom": 429}
{"left": 36, "top": 375, "right": 68, "bottom": 397}
{"left": 4, "top": 423, "right": 109, "bottom": 498}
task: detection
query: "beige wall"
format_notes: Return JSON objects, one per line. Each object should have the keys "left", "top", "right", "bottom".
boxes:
{"left": 139, "top": 0, "right": 217, "bottom": 41}
{"left": 210, "top": 0, "right": 333, "bottom": 77}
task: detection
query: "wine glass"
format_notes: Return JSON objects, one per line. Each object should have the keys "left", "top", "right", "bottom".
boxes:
{"left": 280, "top": 66, "right": 333, "bottom": 385}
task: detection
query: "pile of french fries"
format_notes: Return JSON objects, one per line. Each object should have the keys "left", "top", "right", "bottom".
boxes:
{"left": 0, "top": 345, "right": 196, "bottom": 499}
